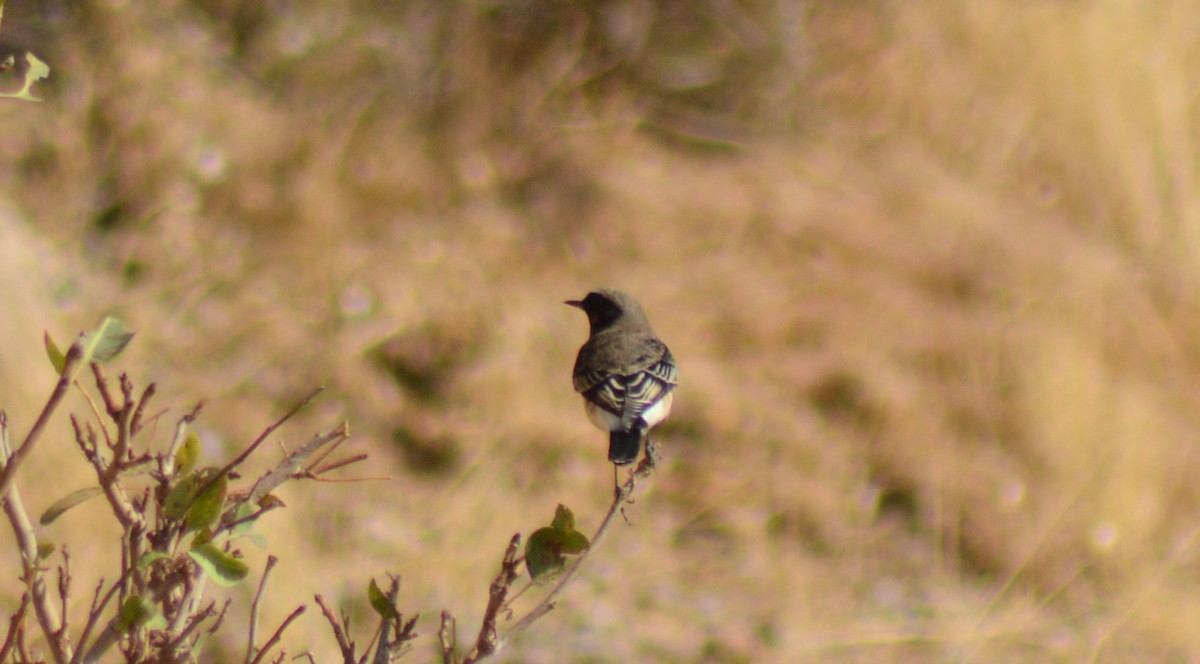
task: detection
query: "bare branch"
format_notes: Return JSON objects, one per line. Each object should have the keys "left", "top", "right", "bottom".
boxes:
{"left": 90, "top": 363, "right": 120, "bottom": 419}
{"left": 0, "top": 344, "right": 81, "bottom": 499}
{"left": 57, "top": 547, "right": 71, "bottom": 646}
{"left": 73, "top": 577, "right": 122, "bottom": 664}
{"left": 0, "top": 419, "right": 70, "bottom": 663}
{"left": 316, "top": 594, "right": 356, "bottom": 664}
{"left": 0, "top": 592, "right": 29, "bottom": 663}
{"left": 246, "top": 555, "right": 279, "bottom": 664}
{"left": 246, "top": 424, "right": 349, "bottom": 505}
{"left": 129, "top": 383, "right": 156, "bottom": 436}
{"left": 463, "top": 534, "right": 522, "bottom": 662}
{"left": 439, "top": 611, "right": 458, "bottom": 664}
{"left": 248, "top": 605, "right": 305, "bottom": 664}
{"left": 190, "top": 387, "right": 324, "bottom": 510}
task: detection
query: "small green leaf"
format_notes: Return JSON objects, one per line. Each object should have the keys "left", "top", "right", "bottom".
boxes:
{"left": 163, "top": 471, "right": 202, "bottom": 520}
{"left": 135, "top": 551, "right": 171, "bottom": 571}
{"left": 39, "top": 487, "right": 103, "bottom": 525}
{"left": 525, "top": 528, "right": 566, "bottom": 582}
{"left": 79, "top": 316, "right": 135, "bottom": 364}
{"left": 188, "top": 542, "right": 248, "bottom": 587}
{"left": 524, "top": 504, "right": 590, "bottom": 582}
{"left": 368, "top": 578, "right": 398, "bottom": 620}
{"left": 185, "top": 473, "right": 227, "bottom": 533}
{"left": 43, "top": 331, "right": 65, "bottom": 374}
{"left": 37, "top": 541, "right": 55, "bottom": 560}
{"left": 117, "top": 595, "right": 156, "bottom": 631}
{"left": 174, "top": 433, "right": 200, "bottom": 477}
{"left": 0, "top": 50, "right": 49, "bottom": 102}
{"left": 550, "top": 504, "right": 576, "bottom": 532}
{"left": 561, "top": 530, "right": 589, "bottom": 555}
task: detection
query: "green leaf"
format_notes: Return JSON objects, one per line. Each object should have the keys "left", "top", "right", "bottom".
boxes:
{"left": 524, "top": 528, "right": 567, "bottom": 582}
{"left": 39, "top": 487, "right": 103, "bottom": 525}
{"left": 0, "top": 50, "right": 49, "bottom": 102}
{"left": 185, "top": 473, "right": 227, "bottom": 533}
{"left": 117, "top": 595, "right": 156, "bottom": 631}
{"left": 550, "top": 504, "right": 576, "bottom": 532}
{"left": 135, "top": 551, "right": 171, "bottom": 571}
{"left": 79, "top": 316, "right": 135, "bottom": 365}
{"left": 174, "top": 432, "right": 200, "bottom": 477}
{"left": 163, "top": 470, "right": 202, "bottom": 520}
{"left": 37, "top": 541, "right": 55, "bottom": 560}
{"left": 561, "top": 530, "right": 589, "bottom": 555}
{"left": 524, "top": 504, "right": 590, "bottom": 582}
{"left": 368, "top": 578, "right": 398, "bottom": 620}
{"left": 43, "top": 331, "right": 65, "bottom": 374}
{"left": 188, "top": 542, "right": 248, "bottom": 587}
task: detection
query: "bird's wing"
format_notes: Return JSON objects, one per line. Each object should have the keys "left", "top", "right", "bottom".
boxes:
{"left": 574, "top": 336, "right": 678, "bottom": 425}
{"left": 619, "top": 345, "right": 677, "bottom": 428}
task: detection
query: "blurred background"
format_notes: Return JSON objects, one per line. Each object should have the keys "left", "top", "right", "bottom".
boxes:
{"left": 2, "top": 0, "right": 1200, "bottom": 661}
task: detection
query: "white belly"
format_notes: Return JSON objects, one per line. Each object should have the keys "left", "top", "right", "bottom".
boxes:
{"left": 584, "top": 392, "right": 673, "bottom": 432}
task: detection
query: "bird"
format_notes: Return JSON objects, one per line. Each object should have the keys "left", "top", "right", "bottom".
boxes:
{"left": 567, "top": 289, "right": 678, "bottom": 468}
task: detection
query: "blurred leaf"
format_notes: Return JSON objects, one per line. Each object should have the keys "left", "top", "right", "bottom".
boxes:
{"left": 135, "top": 551, "right": 170, "bottom": 571}
{"left": 163, "top": 478, "right": 195, "bottom": 520}
{"left": 39, "top": 487, "right": 103, "bottom": 525}
{"left": 164, "top": 466, "right": 219, "bottom": 521}
{"left": 524, "top": 528, "right": 566, "bottom": 582}
{"left": 37, "top": 541, "right": 55, "bottom": 560}
{"left": 0, "top": 50, "right": 49, "bottom": 103}
{"left": 525, "top": 504, "right": 589, "bottom": 582}
{"left": 117, "top": 595, "right": 156, "bottom": 631}
{"left": 258, "top": 493, "right": 286, "bottom": 510}
{"left": 188, "top": 542, "right": 248, "bottom": 587}
{"left": 79, "top": 316, "right": 134, "bottom": 364}
{"left": 175, "top": 433, "right": 200, "bottom": 477}
{"left": 185, "top": 473, "right": 227, "bottom": 533}
{"left": 561, "top": 530, "right": 589, "bottom": 555}
{"left": 43, "top": 331, "right": 65, "bottom": 374}
{"left": 550, "top": 504, "right": 576, "bottom": 532}
{"left": 368, "top": 578, "right": 398, "bottom": 620}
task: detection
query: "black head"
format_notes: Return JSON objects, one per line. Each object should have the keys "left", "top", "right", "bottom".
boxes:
{"left": 566, "top": 289, "right": 643, "bottom": 334}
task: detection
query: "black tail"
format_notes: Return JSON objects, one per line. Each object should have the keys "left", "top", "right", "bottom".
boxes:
{"left": 608, "top": 425, "right": 646, "bottom": 466}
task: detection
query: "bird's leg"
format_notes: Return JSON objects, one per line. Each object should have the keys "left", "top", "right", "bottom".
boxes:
{"left": 644, "top": 437, "right": 659, "bottom": 470}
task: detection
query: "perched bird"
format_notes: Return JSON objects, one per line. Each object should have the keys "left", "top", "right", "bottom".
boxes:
{"left": 567, "top": 289, "right": 678, "bottom": 467}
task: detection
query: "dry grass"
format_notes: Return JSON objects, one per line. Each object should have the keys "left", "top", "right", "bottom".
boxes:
{"left": 4, "top": 0, "right": 1200, "bottom": 661}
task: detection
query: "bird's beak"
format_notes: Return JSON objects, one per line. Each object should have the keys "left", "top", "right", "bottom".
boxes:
{"left": 565, "top": 299, "right": 584, "bottom": 309}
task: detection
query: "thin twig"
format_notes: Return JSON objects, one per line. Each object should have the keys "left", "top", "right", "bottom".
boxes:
{"left": 315, "top": 594, "right": 356, "bottom": 664}
{"left": 0, "top": 345, "right": 81, "bottom": 499}
{"left": 438, "top": 611, "right": 457, "bottom": 664}
{"left": 162, "top": 600, "right": 219, "bottom": 654}
{"left": 57, "top": 547, "right": 71, "bottom": 647}
{"left": 192, "top": 388, "right": 324, "bottom": 506}
{"left": 249, "top": 605, "right": 305, "bottom": 664}
{"left": 129, "top": 383, "right": 156, "bottom": 435}
{"left": 246, "top": 424, "right": 349, "bottom": 505}
{"left": 72, "top": 577, "right": 123, "bottom": 664}
{"left": 246, "top": 556, "right": 280, "bottom": 664}
{"left": 0, "top": 592, "right": 29, "bottom": 663}
{"left": 463, "top": 535, "right": 522, "bottom": 662}
{"left": 0, "top": 439, "right": 70, "bottom": 663}
{"left": 308, "top": 452, "right": 369, "bottom": 476}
